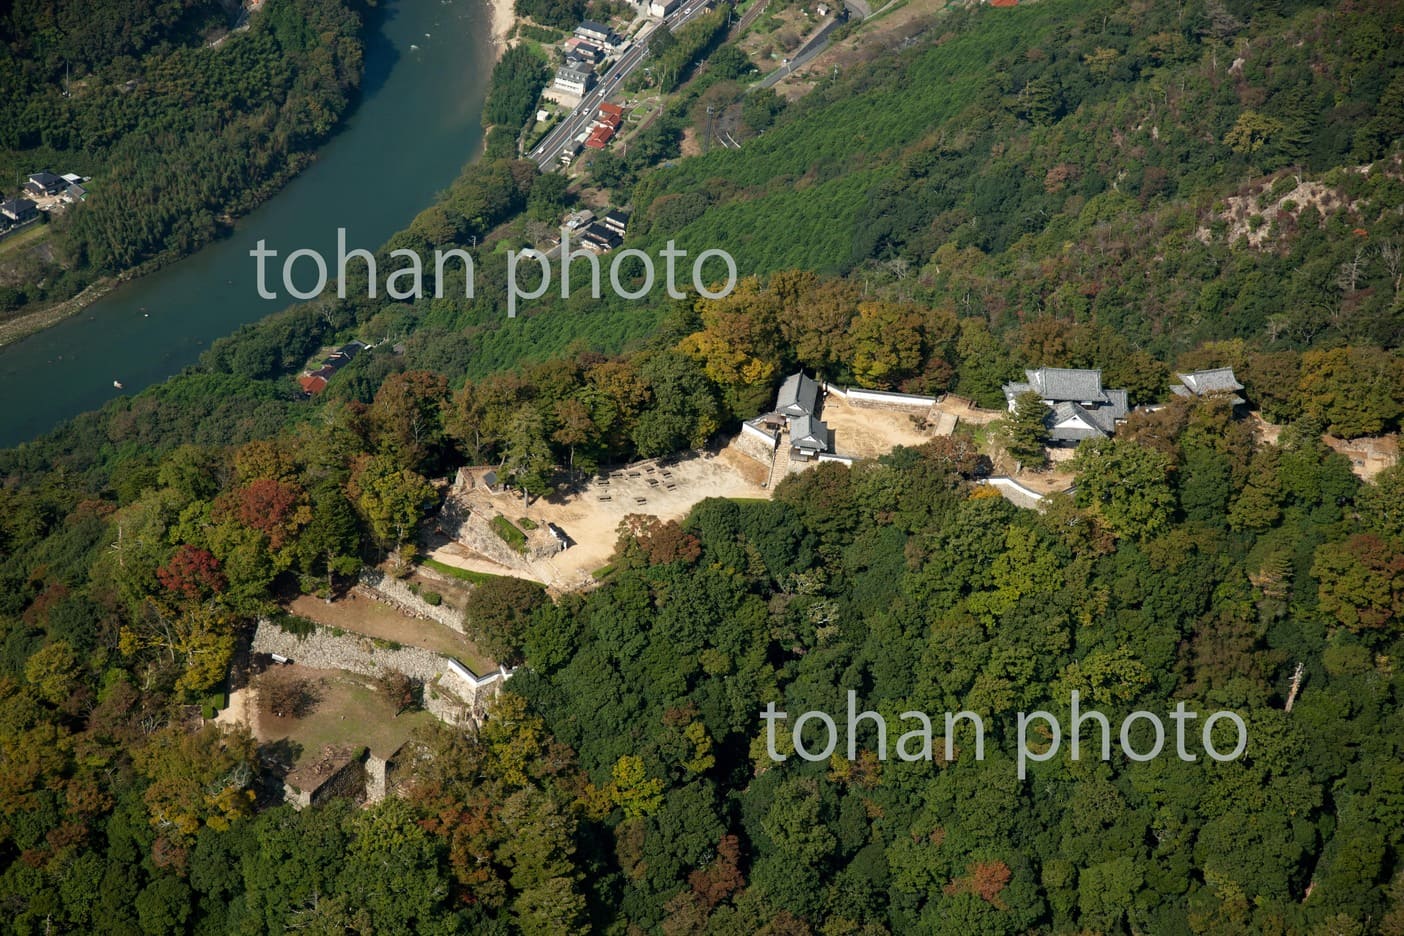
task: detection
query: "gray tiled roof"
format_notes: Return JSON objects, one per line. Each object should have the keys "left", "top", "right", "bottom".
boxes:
{"left": 1177, "top": 367, "right": 1243, "bottom": 395}
{"left": 777, "top": 371, "right": 820, "bottom": 417}
{"left": 0, "top": 197, "right": 37, "bottom": 217}
{"left": 789, "top": 414, "right": 831, "bottom": 451}
{"left": 1027, "top": 367, "right": 1107, "bottom": 403}
{"left": 1001, "top": 381, "right": 1034, "bottom": 404}
{"left": 1103, "top": 388, "right": 1129, "bottom": 420}
{"left": 1045, "top": 402, "right": 1110, "bottom": 441}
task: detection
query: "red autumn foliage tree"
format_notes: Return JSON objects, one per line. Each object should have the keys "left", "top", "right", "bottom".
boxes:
{"left": 944, "top": 859, "right": 1012, "bottom": 909}
{"left": 619, "top": 515, "right": 702, "bottom": 566}
{"left": 229, "top": 478, "right": 308, "bottom": 550}
{"left": 157, "top": 545, "right": 226, "bottom": 601}
{"left": 688, "top": 835, "right": 745, "bottom": 909}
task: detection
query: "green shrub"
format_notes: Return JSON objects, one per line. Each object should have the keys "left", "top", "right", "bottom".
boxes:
{"left": 422, "top": 591, "right": 443, "bottom": 606}
{"left": 274, "top": 613, "right": 317, "bottom": 639}
{"left": 518, "top": 23, "right": 564, "bottom": 42}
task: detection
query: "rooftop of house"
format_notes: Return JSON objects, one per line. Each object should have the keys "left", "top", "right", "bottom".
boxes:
{"left": 1025, "top": 366, "right": 1108, "bottom": 403}
{"left": 28, "top": 171, "right": 63, "bottom": 186}
{"left": 0, "top": 197, "right": 38, "bottom": 215}
{"left": 790, "top": 414, "right": 833, "bottom": 451}
{"left": 298, "top": 374, "right": 329, "bottom": 395}
{"left": 776, "top": 371, "right": 821, "bottom": 417}
{"left": 584, "top": 124, "right": 618, "bottom": 149}
{"left": 1174, "top": 367, "right": 1244, "bottom": 397}
{"left": 1044, "top": 388, "right": 1128, "bottom": 441}
{"left": 581, "top": 222, "right": 622, "bottom": 246}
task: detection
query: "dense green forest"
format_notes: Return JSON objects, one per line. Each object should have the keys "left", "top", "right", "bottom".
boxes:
{"left": 483, "top": 44, "right": 552, "bottom": 158}
{"left": 516, "top": 0, "right": 587, "bottom": 32}
{"left": 0, "top": 0, "right": 366, "bottom": 314}
{"left": 3, "top": 0, "right": 1404, "bottom": 931}
{"left": 4, "top": 345, "right": 1404, "bottom": 931}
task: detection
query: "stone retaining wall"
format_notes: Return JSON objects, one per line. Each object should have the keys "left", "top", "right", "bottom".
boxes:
{"left": 439, "top": 496, "right": 533, "bottom": 571}
{"left": 365, "top": 754, "right": 388, "bottom": 803}
{"left": 251, "top": 618, "right": 512, "bottom": 728}
{"left": 737, "top": 420, "right": 779, "bottom": 466}
{"left": 285, "top": 750, "right": 366, "bottom": 810}
{"left": 253, "top": 620, "right": 450, "bottom": 684}
{"left": 356, "top": 567, "right": 464, "bottom": 632}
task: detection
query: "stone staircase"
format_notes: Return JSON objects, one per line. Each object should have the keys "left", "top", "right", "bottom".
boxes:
{"left": 765, "top": 437, "right": 792, "bottom": 488}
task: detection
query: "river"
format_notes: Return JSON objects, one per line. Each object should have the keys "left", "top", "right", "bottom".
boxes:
{"left": 0, "top": 0, "right": 494, "bottom": 449}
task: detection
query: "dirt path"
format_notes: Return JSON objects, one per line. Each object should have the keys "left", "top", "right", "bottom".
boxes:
{"left": 216, "top": 685, "right": 256, "bottom": 731}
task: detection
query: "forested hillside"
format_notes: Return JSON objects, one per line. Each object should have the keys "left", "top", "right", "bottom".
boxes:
{"left": 621, "top": 0, "right": 1404, "bottom": 355}
{"left": 4, "top": 374, "right": 1404, "bottom": 932}
{"left": 0, "top": 0, "right": 366, "bottom": 315}
{"left": 2, "top": 0, "right": 1404, "bottom": 931}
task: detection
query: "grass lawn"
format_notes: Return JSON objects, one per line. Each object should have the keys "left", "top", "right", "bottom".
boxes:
{"left": 492, "top": 514, "right": 528, "bottom": 552}
{"left": 422, "top": 557, "right": 506, "bottom": 585}
{"left": 0, "top": 223, "right": 49, "bottom": 258}
{"left": 259, "top": 668, "right": 437, "bottom": 765}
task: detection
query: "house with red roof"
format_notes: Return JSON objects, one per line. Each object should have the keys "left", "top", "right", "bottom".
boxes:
{"left": 299, "top": 374, "right": 329, "bottom": 395}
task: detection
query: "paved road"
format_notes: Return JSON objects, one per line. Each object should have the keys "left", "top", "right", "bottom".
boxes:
{"left": 531, "top": 3, "right": 718, "bottom": 169}
{"left": 755, "top": 5, "right": 859, "bottom": 89}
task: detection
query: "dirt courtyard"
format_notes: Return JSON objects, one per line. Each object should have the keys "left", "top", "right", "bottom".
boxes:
{"left": 822, "top": 394, "right": 939, "bottom": 459}
{"left": 428, "top": 391, "right": 1005, "bottom": 591}
{"left": 430, "top": 440, "right": 771, "bottom": 591}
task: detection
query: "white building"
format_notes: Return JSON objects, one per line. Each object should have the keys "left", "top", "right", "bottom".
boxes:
{"left": 554, "top": 63, "right": 595, "bottom": 96}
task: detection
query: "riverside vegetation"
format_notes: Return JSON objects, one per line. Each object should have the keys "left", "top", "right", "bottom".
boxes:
{"left": 2, "top": 0, "right": 1404, "bottom": 932}
{"left": 0, "top": 0, "right": 367, "bottom": 319}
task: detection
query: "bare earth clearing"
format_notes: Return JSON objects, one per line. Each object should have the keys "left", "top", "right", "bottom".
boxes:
{"left": 822, "top": 393, "right": 942, "bottom": 458}
{"left": 432, "top": 440, "right": 771, "bottom": 590}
